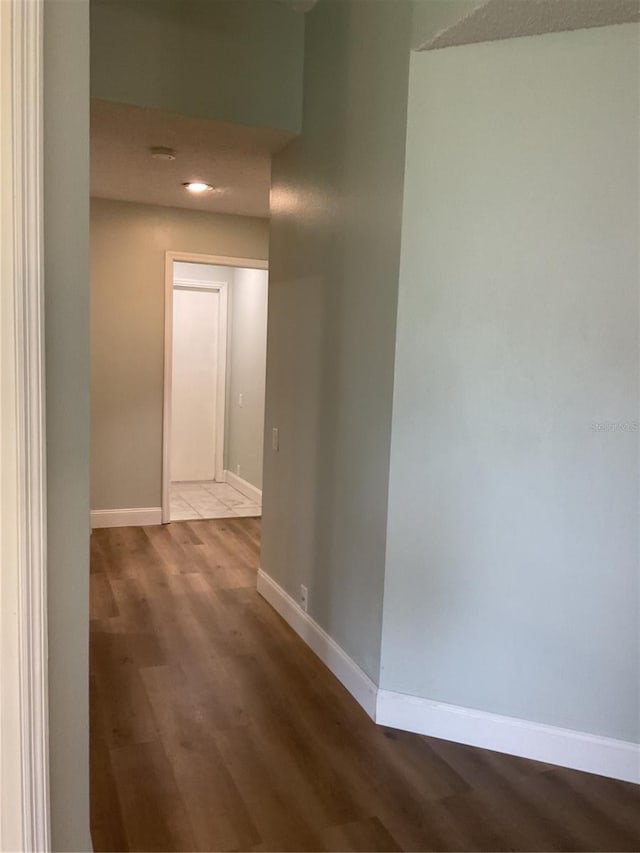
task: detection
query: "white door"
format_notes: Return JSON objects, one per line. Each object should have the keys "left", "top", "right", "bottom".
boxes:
{"left": 171, "top": 287, "right": 220, "bottom": 481}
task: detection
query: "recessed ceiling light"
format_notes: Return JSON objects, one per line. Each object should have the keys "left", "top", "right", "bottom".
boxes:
{"left": 182, "top": 181, "right": 214, "bottom": 193}
{"left": 150, "top": 146, "right": 176, "bottom": 161}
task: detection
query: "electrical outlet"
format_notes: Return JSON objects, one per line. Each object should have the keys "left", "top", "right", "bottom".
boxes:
{"left": 236, "top": 463, "right": 241, "bottom": 476}
{"left": 300, "top": 585, "right": 308, "bottom": 612}
{"left": 238, "top": 392, "right": 244, "bottom": 407}
{"left": 271, "top": 427, "right": 279, "bottom": 452}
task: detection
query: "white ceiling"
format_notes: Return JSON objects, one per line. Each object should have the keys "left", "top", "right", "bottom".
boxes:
{"left": 90, "top": 99, "right": 295, "bottom": 218}
{"left": 424, "top": 0, "right": 640, "bottom": 49}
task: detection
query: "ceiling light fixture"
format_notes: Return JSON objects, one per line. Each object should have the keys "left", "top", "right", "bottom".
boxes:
{"left": 182, "top": 181, "right": 214, "bottom": 193}
{"left": 150, "top": 146, "right": 176, "bottom": 161}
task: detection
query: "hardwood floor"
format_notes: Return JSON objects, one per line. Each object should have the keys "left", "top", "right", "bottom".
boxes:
{"left": 90, "top": 519, "right": 640, "bottom": 852}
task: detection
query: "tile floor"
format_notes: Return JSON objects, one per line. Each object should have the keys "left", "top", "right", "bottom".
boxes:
{"left": 170, "top": 480, "right": 261, "bottom": 521}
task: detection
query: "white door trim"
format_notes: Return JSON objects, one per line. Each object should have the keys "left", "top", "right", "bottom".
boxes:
{"left": 1, "top": 0, "right": 51, "bottom": 849}
{"left": 173, "top": 277, "right": 229, "bottom": 290}
{"left": 162, "top": 252, "right": 268, "bottom": 523}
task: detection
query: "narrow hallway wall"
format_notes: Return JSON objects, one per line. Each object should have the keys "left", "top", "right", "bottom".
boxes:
{"left": 44, "top": 0, "right": 92, "bottom": 848}
{"left": 263, "top": 0, "right": 413, "bottom": 680}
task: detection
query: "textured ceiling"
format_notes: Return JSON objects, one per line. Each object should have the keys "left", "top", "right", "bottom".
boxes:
{"left": 90, "top": 99, "right": 295, "bottom": 218}
{"left": 424, "top": 0, "right": 640, "bottom": 49}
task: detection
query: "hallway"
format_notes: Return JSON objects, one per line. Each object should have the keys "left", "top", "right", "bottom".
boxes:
{"left": 90, "top": 520, "right": 640, "bottom": 852}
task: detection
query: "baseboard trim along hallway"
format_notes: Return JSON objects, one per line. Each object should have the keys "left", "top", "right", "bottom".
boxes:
{"left": 257, "top": 568, "right": 640, "bottom": 785}
{"left": 90, "top": 507, "right": 162, "bottom": 528}
{"left": 376, "top": 690, "right": 640, "bottom": 785}
{"left": 223, "top": 469, "right": 263, "bottom": 504}
{"left": 256, "top": 569, "right": 378, "bottom": 718}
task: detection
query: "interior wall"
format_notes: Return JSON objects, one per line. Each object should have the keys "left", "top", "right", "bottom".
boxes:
{"left": 90, "top": 0, "right": 305, "bottom": 133}
{"left": 263, "top": 0, "right": 413, "bottom": 680}
{"left": 381, "top": 24, "right": 639, "bottom": 742}
{"left": 226, "top": 267, "right": 268, "bottom": 490}
{"left": 90, "top": 198, "right": 269, "bottom": 511}
{"left": 44, "top": 0, "right": 92, "bottom": 849}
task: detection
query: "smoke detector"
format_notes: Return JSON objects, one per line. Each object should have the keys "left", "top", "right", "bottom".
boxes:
{"left": 150, "top": 146, "right": 176, "bottom": 161}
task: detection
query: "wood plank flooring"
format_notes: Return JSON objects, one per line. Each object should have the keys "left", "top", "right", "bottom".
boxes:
{"left": 90, "top": 519, "right": 640, "bottom": 852}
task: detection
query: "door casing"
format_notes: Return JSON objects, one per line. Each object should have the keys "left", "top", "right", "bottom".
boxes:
{"left": 1, "top": 0, "right": 51, "bottom": 848}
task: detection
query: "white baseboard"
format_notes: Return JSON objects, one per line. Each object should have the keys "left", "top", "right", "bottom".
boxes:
{"left": 256, "top": 569, "right": 378, "bottom": 718}
{"left": 376, "top": 690, "right": 639, "bottom": 785}
{"left": 224, "top": 469, "right": 262, "bottom": 504}
{"left": 256, "top": 569, "right": 639, "bottom": 785}
{"left": 90, "top": 507, "right": 162, "bottom": 528}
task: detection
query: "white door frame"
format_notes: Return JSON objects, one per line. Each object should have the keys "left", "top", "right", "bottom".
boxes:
{"left": 162, "top": 252, "right": 268, "bottom": 523}
{"left": 1, "top": 0, "right": 50, "bottom": 849}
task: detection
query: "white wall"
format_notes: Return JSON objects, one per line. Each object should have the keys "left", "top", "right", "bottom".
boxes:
{"left": 382, "top": 24, "right": 639, "bottom": 743}
{"left": 173, "top": 260, "right": 234, "bottom": 284}
{"left": 226, "top": 268, "right": 268, "bottom": 490}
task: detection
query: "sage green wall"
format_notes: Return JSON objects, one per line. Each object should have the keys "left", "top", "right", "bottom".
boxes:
{"left": 90, "top": 0, "right": 304, "bottom": 133}
{"left": 381, "top": 25, "right": 639, "bottom": 742}
{"left": 91, "top": 198, "right": 269, "bottom": 510}
{"left": 263, "top": 0, "right": 412, "bottom": 680}
{"left": 44, "top": 1, "right": 92, "bottom": 849}
{"left": 226, "top": 267, "right": 268, "bottom": 491}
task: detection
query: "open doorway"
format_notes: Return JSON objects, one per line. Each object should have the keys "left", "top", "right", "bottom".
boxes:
{"left": 162, "top": 252, "right": 268, "bottom": 523}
